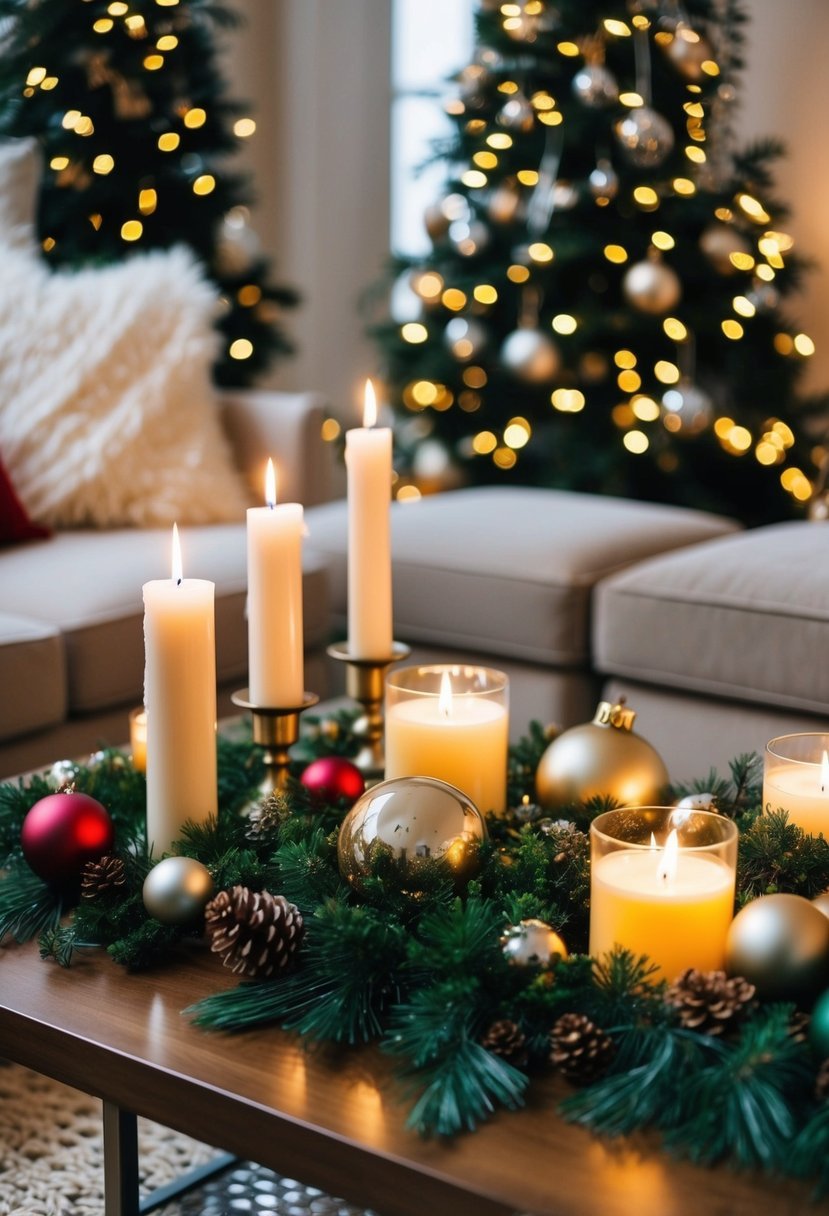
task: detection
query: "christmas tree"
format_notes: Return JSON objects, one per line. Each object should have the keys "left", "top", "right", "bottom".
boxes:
{"left": 371, "top": 0, "right": 828, "bottom": 526}
{"left": 0, "top": 0, "right": 296, "bottom": 387}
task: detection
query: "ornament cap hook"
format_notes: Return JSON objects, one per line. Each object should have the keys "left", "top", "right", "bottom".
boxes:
{"left": 593, "top": 699, "right": 637, "bottom": 731}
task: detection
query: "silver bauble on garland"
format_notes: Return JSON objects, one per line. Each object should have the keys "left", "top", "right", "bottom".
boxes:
{"left": 501, "top": 919, "right": 569, "bottom": 967}
{"left": 389, "top": 271, "right": 423, "bottom": 323}
{"left": 445, "top": 316, "right": 487, "bottom": 361}
{"left": 488, "top": 180, "right": 524, "bottom": 225}
{"left": 664, "top": 26, "right": 715, "bottom": 82}
{"left": 216, "top": 208, "right": 262, "bottom": 276}
{"left": 337, "top": 776, "right": 487, "bottom": 893}
{"left": 614, "top": 107, "right": 675, "bottom": 168}
{"left": 498, "top": 92, "right": 535, "bottom": 133}
{"left": 450, "top": 219, "right": 490, "bottom": 257}
{"left": 535, "top": 700, "right": 669, "bottom": 811}
{"left": 662, "top": 380, "right": 714, "bottom": 435}
{"left": 500, "top": 328, "right": 560, "bottom": 382}
{"left": 623, "top": 258, "right": 682, "bottom": 314}
{"left": 699, "top": 223, "right": 750, "bottom": 274}
{"left": 142, "top": 856, "right": 215, "bottom": 925}
{"left": 589, "top": 159, "right": 619, "bottom": 202}
{"left": 572, "top": 63, "right": 619, "bottom": 108}
{"left": 725, "top": 894, "right": 829, "bottom": 1002}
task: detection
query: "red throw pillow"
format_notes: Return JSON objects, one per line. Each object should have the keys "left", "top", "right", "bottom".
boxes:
{"left": 0, "top": 456, "right": 50, "bottom": 545}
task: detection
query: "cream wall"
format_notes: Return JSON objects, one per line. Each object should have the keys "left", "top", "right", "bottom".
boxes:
{"left": 227, "top": 1, "right": 829, "bottom": 409}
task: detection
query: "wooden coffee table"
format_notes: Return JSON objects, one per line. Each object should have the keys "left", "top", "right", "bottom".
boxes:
{"left": 0, "top": 933, "right": 820, "bottom": 1216}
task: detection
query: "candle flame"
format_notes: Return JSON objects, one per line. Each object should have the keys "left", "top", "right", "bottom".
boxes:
{"left": 822, "top": 750, "right": 829, "bottom": 794}
{"left": 649, "top": 832, "right": 657, "bottom": 849}
{"left": 438, "top": 670, "right": 453, "bottom": 718}
{"left": 657, "top": 829, "right": 678, "bottom": 885}
{"left": 171, "top": 522, "right": 182, "bottom": 585}
{"left": 363, "top": 378, "right": 377, "bottom": 428}
{"left": 265, "top": 457, "right": 277, "bottom": 508}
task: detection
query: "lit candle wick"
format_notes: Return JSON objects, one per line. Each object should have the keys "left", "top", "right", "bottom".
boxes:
{"left": 171, "top": 522, "right": 183, "bottom": 586}
{"left": 657, "top": 829, "right": 679, "bottom": 885}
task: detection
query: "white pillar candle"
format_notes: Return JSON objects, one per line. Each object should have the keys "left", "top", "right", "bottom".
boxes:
{"left": 385, "top": 668, "right": 509, "bottom": 813}
{"left": 345, "top": 379, "right": 393, "bottom": 659}
{"left": 246, "top": 458, "right": 304, "bottom": 706}
{"left": 143, "top": 524, "right": 218, "bottom": 856}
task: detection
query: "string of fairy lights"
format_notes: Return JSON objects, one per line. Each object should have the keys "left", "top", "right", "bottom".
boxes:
{"left": 372, "top": 0, "right": 821, "bottom": 507}
{"left": 20, "top": 0, "right": 264, "bottom": 369}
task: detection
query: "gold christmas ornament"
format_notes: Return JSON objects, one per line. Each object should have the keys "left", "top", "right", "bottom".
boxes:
{"left": 725, "top": 893, "right": 829, "bottom": 1002}
{"left": 535, "top": 700, "right": 669, "bottom": 811}
{"left": 337, "top": 776, "right": 487, "bottom": 893}
{"left": 623, "top": 257, "right": 682, "bottom": 315}
{"left": 488, "top": 180, "right": 524, "bottom": 225}
{"left": 142, "top": 856, "right": 215, "bottom": 925}
{"left": 501, "top": 918, "right": 568, "bottom": 967}
{"left": 664, "top": 25, "right": 715, "bottom": 82}
{"left": 813, "top": 891, "right": 829, "bottom": 921}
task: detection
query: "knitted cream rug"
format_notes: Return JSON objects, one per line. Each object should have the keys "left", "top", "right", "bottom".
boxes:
{"left": 0, "top": 1063, "right": 373, "bottom": 1216}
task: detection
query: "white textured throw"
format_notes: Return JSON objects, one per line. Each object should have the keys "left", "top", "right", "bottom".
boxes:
{"left": 0, "top": 242, "right": 250, "bottom": 528}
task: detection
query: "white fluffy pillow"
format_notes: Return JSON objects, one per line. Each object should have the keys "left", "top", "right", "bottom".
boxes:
{"left": 0, "top": 242, "right": 251, "bottom": 527}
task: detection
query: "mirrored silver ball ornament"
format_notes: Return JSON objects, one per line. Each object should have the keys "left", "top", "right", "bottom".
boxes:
{"left": 337, "top": 776, "right": 487, "bottom": 893}
{"left": 675, "top": 792, "right": 717, "bottom": 811}
{"left": 498, "top": 93, "right": 535, "bottom": 133}
{"left": 699, "top": 223, "right": 750, "bottom": 274}
{"left": 444, "top": 316, "right": 488, "bottom": 361}
{"left": 589, "top": 159, "right": 619, "bottom": 201}
{"left": 500, "top": 328, "right": 560, "bottom": 382}
{"left": 623, "top": 259, "right": 682, "bottom": 315}
{"left": 450, "top": 219, "right": 490, "bottom": 257}
{"left": 47, "top": 760, "right": 81, "bottom": 791}
{"left": 572, "top": 63, "right": 619, "bottom": 108}
{"left": 501, "top": 919, "right": 569, "bottom": 967}
{"left": 615, "top": 107, "right": 675, "bottom": 168}
{"left": 662, "top": 380, "right": 714, "bottom": 435}
{"left": 142, "top": 856, "right": 215, "bottom": 925}
{"left": 725, "top": 894, "right": 829, "bottom": 1002}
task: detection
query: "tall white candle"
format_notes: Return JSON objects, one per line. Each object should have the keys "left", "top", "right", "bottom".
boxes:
{"left": 143, "top": 524, "right": 218, "bottom": 856}
{"left": 345, "top": 379, "right": 393, "bottom": 658}
{"left": 246, "top": 458, "right": 304, "bottom": 706}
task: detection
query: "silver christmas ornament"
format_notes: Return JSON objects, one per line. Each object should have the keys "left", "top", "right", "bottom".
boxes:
{"left": 501, "top": 919, "right": 569, "bottom": 967}
{"left": 389, "top": 271, "right": 423, "bottom": 323}
{"left": 445, "top": 316, "right": 488, "bottom": 361}
{"left": 623, "top": 258, "right": 682, "bottom": 314}
{"left": 215, "top": 208, "right": 261, "bottom": 276}
{"left": 748, "top": 282, "right": 780, "bottom": 312}
{"left": 337, "top": 776, "right": 487, "bottom": 893}
{"left": 572, "top": 63, "right": 619, "bottom": 108}
{"left": 457, "top": 63, "right": 490, "bottom": 107}
{"left": 553, "top": 181, "right": 579, "bottom": 211}
{"left": 675, "top": 792, "right": 718, "bottom": 811}
{"left": 589, "top": 159, "right": 619, "bottom": 201}
{"left": 664, "top": 26, "right": 715, "bottom": 82}
{"left": 500, "top": 328, "right": 560, "bottom": 382}
{"left": 142, "top": 856, "right": 215, "bottom": 925}
{"left": 46, "top": 760, "right": 81, "bottom": 790}
{"left": 498, "top": 92, "right": 535, "bottom": 133}
{"left": 488, "top": 180, "right": 524, "bottom": 225}
{"left": 615, "top": 107, "right": 675, "bottom": 168}
{"left": 699, "top": 223, "right": 750, "bottom": 274}
{"left": 450, "top": 219, "right": 490, "bottom": 257}
{"left": 662, "top": 380, "right": 714, "bottom": 435}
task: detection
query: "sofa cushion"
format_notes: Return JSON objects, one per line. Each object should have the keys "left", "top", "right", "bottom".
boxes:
{"left": 306, "top": 487, "right": 737, "bottom": 667}
{"left": 0, "top": 611, "right": 65, "bottom": 741}
{"left": 594, "top": 521, "right": 829, "bottom": 714}
{"left": 0, "top": 527, "right": 330, "bottom": 714}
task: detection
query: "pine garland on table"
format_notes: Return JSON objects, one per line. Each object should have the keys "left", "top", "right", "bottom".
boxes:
{"left": 5, "top": 727, "right": 829, "bottom": 1189}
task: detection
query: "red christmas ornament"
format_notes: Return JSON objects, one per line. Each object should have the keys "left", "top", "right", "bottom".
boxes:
{"left": 300, "top": 757, "right": 365, "bottom": 805}
{"left": 21, "top": 791, "right": 115, "bottom": 887}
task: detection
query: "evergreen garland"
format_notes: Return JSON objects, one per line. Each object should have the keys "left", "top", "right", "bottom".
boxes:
{"left": 3, "top": 726, "right": 829, "bottom": 1188}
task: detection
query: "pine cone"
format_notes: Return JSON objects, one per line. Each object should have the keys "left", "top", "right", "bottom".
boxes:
{"left": 481, "top": 1019, "right": 529, "bottom": 1068}
{"left": 204, "top": 886, "right": 304, "bottom": 979}
{"left": 815, "top": 1058, "right": 829, "bottom": 1102}
{"left": 80, "top": 854, "right": 126, "bottom": 899}
{"left": 549, "top": 1013, "right": 614, "bottom": 1084}
{"left": 245, "top": 792, "right": 289, "bottom": 840}
{"left": 664, "top": 969, "right": 756, "bottom": 1036}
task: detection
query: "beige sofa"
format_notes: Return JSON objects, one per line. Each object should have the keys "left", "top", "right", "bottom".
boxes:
{"left": 0, "top": 390, "right": 332, "bottom": 778}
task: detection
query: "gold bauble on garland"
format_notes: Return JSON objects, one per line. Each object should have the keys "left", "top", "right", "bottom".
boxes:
{"left": 337, "top": 776, "right": 487, "bottom": 893}
{"left": 725, "top": 894, "right": 829, "bottom": 1003}
{"left": 535, "top": 700, "right": 669, "bottom": 811}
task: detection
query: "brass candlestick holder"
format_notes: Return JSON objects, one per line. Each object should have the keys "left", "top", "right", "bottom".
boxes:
{"left": 327, "top": 641, "right": 411, "bottom": 781}
{"left": 231, "top": 689, "right": 320, "bottom": 800}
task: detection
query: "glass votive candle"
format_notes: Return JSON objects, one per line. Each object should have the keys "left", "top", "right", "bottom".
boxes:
{"left": 764, "top": 734, "right": 829, "bottom": 837}
{"left": 129, "top": 707, "right": 147, "bottom": 773}
{"left": 384, "top": 664, "right": 509, "bottom": 814}
{"left": 589, "top": 807, "right": 738, "bottom": 981}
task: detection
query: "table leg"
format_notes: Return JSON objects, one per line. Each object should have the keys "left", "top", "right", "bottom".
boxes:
{"left": 102, "top": 1101, "right": 140, "bottom": 1216}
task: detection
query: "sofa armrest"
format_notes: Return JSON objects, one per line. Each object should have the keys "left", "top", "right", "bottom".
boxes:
{"left": 219, "top": 389, "right": 332, "bottom": 507}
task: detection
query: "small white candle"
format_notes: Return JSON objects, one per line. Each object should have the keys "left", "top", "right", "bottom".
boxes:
{"left": 764, "top": 750, "right": 829, "bottom": 837}
{"left": 246, "top": 458, "right": 304, "bottom": 706}
{"left": 345, "top": 379, "right": 393, "bottom": 659}
{"left": 385, "top": 670, "right": 509, "bottom": 813}
{"left": 143, "top": 524, "right": 218, "bottom": 856}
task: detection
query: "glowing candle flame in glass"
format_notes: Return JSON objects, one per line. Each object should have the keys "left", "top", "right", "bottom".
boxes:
{"left": 363, "top": 377, "right": 378, "bottom": 428}
{"left": 439, "top": 671, "right": 453, "bottom": 718}
{"left": 657, "top": 829, "right": 678, "bottom": 884}
{"left": 171, "top": 522, "right": 182, "bottom": 584}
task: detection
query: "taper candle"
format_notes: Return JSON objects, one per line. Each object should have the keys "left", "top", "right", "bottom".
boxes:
{"left": 246, "top": 458, "right": 304, "bottom": 706}
{"left": 345, "top": 379, "right": 393, "bottom": 659}
{"left": 143, "top": 524, "right": 218, "bottom": 856}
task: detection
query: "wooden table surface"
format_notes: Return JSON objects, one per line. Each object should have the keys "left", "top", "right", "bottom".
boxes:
{"left": 0, "top": 937, "right": 818, "bottom": 1216}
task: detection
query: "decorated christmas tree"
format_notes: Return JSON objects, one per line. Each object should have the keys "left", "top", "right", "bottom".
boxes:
{"left": 0, "top": 0, "right": 296, "bottom": 387}
{"left": 371, "top": 0, "right": 828, "bottom": 525}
